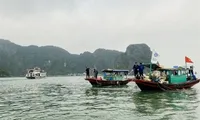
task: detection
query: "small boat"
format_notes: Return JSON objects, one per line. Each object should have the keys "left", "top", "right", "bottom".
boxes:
{"left": 85, "top": 69, "right": 132, "bottom": 87}
{"left": 26, "top": 67, "right": 47, "bottom": 79}
{"left": 133, "top": 63, "right": 200, "bottom": 91}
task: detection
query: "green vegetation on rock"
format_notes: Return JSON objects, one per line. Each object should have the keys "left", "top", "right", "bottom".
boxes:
{"left": 0, "top": 69, "right": 10, "bottom": 77}
{"left": 0, "top": 39, "right": 152, "bottom": 76}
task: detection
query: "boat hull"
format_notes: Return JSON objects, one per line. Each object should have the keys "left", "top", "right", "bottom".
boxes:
{"left": 26, "top": 76, "right": 36, "bottom": 79}
{"left": 26, "top": 76, "right": 46, "bottom": 79}
{"left": 85, "top": 78, "right": 132, "bottom": 87}
{"left": 134, "top": 79, "right": 200, "bottom": 91}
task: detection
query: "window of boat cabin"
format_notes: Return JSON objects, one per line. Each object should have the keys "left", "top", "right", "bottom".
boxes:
{"left": 159, "top": 69, "right": 186, "bottom": 77}
{"left": 173, "top": 70, "right": 178, "bottom": 75}
{"left": 159, "top": 70, "right": 169, "bottom": 75}
{"left": 159, "top": 69, "right": 175, "bottom": 76}
{"left": 114, "top": 72, "right": 119, "bottom": 75}
{"left": 180, "top": 69, "right": 186, "bottom": 75}
{"left": 162, "top": 70, "right": 168, "bottom": 75}
{"left": 114, "top": 72, "right": 123, "bottom": 76}
{"left": 105, "top": 72, "right": 111, "bottom": 76}
{"left": 172, "top": 69, "right": 186, "bottom": 76}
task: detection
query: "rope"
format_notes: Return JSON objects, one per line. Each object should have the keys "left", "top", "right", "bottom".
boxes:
{"left": 157, "top": 83, "right": 167, "bottom": 91}
{"left": 157, "top": 82, "right": 177, "bottom": 91}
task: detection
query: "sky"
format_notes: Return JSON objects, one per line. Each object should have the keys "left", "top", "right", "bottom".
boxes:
{"left": 0, "top": 0, "right": 199, "bottom": 70}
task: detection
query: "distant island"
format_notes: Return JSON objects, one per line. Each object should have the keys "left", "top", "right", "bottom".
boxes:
{"left": 0, "top": 39, "right": 152, "bottom": 77}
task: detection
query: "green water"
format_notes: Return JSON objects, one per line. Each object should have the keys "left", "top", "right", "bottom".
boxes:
{"left": 0, "top": 77, "right": 200, "bottom": 120}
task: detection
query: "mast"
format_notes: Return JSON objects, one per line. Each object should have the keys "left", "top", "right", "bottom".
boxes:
{"left": 150, "top": 49, "right": 159, "bottom": 74}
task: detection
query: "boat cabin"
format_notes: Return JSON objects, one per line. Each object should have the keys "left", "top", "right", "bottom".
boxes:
{"left": 143, "top": 63, "right": 190, "bottom": 84}
{"left": 101, "top": 69, "right": 129, "bottom": 80}
{"left": 157, "top": 67, "right": 187, "bottom": 84}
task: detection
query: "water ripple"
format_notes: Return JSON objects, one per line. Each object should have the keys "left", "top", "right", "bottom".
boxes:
{"left": 0, "top": 77, "right": 200, "bottom": 120}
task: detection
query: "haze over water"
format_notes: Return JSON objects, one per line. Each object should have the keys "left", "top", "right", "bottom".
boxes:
{"left": 0, "top": 77, "right": 200, "bottom": 120}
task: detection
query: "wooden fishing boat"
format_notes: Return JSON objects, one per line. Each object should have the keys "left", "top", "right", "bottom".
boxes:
{"left": 133, "top": 63, "right": 200, "bottom": 91}
{"left": 134, "top": 79, "right": 200, "bottom": 91}
{"left": 85, "top": 69, "right": 132, "bottom": 87}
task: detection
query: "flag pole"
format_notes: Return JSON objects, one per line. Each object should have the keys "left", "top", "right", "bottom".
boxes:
{"left": 185, "top": 62, "right": 187, "bottom": 69}
{"left": 150, "top": 49, "right": 154, "bottom": 76}
{"left": 150, "top": 62, "right": 152, "bottom": 74}
{"left": 185, "top": 56, "right": 188, "bottom": 77}
{"left": 150, "top": 49, "right": 155, "bottom": 76}
{"left": 185, "top": 61, "right": 187, "bottom": 77}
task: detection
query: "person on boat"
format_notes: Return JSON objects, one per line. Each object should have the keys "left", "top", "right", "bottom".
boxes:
{"left": 93, "top": 69, "right": 98, "bottom": 78}
{"left": 189, "top": 66, "right": 194, "bottom": 76}
{"left": 96, "top": 70, "right": 98, "bottom": 78}
{"left": 133, "top": 62, "right": 139, "bottom": 78}
{"left": 192, "top": 74, "right": 197, "bottom": 80}
{"left": 85, "top": 67, "right": 90, "bottom": 78}
{"left": 139, "top": 63, "right": 144, "bottom": 79}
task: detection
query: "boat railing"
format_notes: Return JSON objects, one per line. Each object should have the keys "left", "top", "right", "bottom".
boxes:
{"left": 103, "top": 75, "right": 125, "bottom": 80}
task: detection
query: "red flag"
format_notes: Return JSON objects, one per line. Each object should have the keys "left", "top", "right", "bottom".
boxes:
{"left": 185, "top": 56, "right": 193, "bottom": 63}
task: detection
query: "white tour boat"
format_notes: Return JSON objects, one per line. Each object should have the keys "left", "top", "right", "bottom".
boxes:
{"left": 26, "top": 67, "right": 47, "bottom": 79}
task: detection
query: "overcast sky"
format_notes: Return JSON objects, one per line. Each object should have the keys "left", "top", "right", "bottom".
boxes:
{"left": 0, "top": 0, "right": 199, "bottom": 69}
